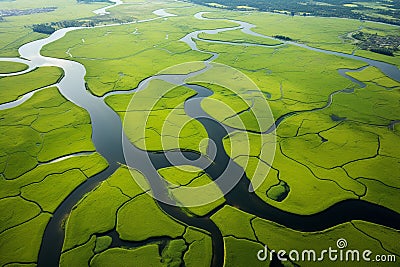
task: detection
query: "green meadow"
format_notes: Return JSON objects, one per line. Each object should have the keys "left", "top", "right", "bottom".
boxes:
{"left": 0, "top": 87, "right": 108, "bottom": 266}
{"left": 42, "top": 2, "right": 236, "bottom": 96}
{"left": 0, "top": 0, "right": 399, "bottom": 265}
{"left": 212, "top": 44, "right": 400, "bottom": 214}
{"left": 158, "top": 165, "right": 225, "bottom": 216}
{"left": 198, "top": 29, "right": 282, "bottom": 46}
{"left": 106, "top": 80, "right": 208, "bottom": 153}
{"left": 61, "top": 166, "right": 212, "bottom": 267}
{"left": 0, "top": 0, "right": 110, "bottom": 57}
{"left": 211, "top": 205, "right": 400, "bottom": 267}
{"left": 0, "top": 61, "right": 27, "bottom": 73}
{"left": 0, "top": 66, "right": 63, "bottom": 104}
{"left": 201, "top": 10, "right": 400, "bottom": 67}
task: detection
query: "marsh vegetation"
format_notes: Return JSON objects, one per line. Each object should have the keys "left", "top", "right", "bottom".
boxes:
{"left": 0, "top": 0, "right": 399, "bottom": 266}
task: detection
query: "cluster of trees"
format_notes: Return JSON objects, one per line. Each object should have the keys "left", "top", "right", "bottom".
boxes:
{"left": 32, "top": 16, "right": 133, "bottom": 34}
{"left": 273, "top": 35, "right": 293, "bottom": 41}
{"left": 188, "top": 0, "right": 400, "bottom": 26}
{"left": 32, "top": 24, "right": 56, "bottom": 34}
{"left": 370, "top": 48, "right": 394, "bottom": 56}
{"left": 32, "top": 21, "right": 89, "bottom": 34}
{"left": 352, "top": 31, "right": 399, "bottom": 57}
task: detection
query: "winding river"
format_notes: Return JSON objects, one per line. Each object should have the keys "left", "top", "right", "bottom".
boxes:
{"left": 0, "top": 2, "right": 399, "bottom": 266}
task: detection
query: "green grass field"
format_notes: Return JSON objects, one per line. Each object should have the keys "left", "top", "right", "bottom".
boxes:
{"left": 0, "top": 0, "right": 399, "bottom": 265}
{"left": 201, "top": 11, "right": 400, "bottom": 67}
{"left": 106, "top": 80, "right": 208, "bottom": 153}
{"left": 198, "top": 28, "right": 282, "bottom": 46}
{"left": 0, "top": 87, "right": 108, "bottom": 265}
{"left": 211, "top": 205, "right": 400, "bottom": 266}
{"left": 0, "top": 61, "right": 28, "bottom": 73}
{"left": 194, "top": 41, "right": 366, "bottom": 119}
{"left": 61, "top": 166, "right": 212, "bottom": 266}
{"left": 42, "top": 1, "right": 236, "bottom": 96}
{"left": 0, "top": 67, "right": 63, "bottom": 104}
{"left": 0, "top": 0, "right": 111, "bottom": 57}
{"left": 158, "top": 165, "right": 225, "bottom": 216}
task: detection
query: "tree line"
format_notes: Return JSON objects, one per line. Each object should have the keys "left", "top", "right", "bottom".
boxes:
{"left": 187, "top": 0, "right": 400, "bottom": 26}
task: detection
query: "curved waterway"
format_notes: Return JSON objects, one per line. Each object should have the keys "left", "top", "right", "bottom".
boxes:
{"left": 0, "top": 4, "right": 399, "bottom": 267}
{"left": 193, "top": 12, "right": 400, "bottom": 82}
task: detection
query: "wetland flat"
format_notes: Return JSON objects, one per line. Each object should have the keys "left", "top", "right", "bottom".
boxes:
{"left": 0, "top": 0, "right": 399, "bottom": 266}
